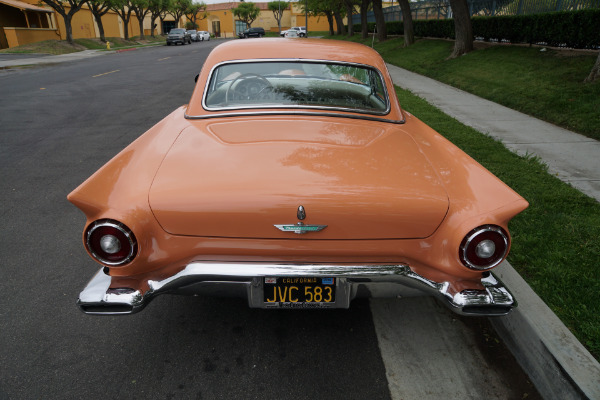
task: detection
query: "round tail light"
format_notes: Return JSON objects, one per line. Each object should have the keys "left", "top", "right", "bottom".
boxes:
{"left": 85, "top": 220, "right": 137, "bottom": 266}
{"left": 459, "top": 225, "right": 509, "bottom": 270}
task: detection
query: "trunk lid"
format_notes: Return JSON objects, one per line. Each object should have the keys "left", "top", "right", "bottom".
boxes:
{"left": 149, "top": 117, "right": 448, "bottom": 239}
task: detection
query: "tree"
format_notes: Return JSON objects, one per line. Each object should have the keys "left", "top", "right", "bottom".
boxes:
{"left": 585, "top": 51, "right": 600, "bottom": 83}
{"left": 40, "top": 0, "right": 87, "bottom": 44}
{"left": 109, "top": 0, "right": 134, "bottom": 40}
{"left": 186, "top": 2, "right": 207, "bottom": 29}
{"left": 333, "top": 6, "right": 345, "bottom": 35}
{"left": 397, "top": 0, "right": 413, "bottom": 46}
{"left": 268, "top": 1, "right": 288, "bottom": 34}
{"left": 170, "top": 0, "right": 192, "bottom": 28}
{"left": 359, "top": 0, "right": 371, "bottom": 39}
{"left": 87, "top": 0, "right": 111, "bottom": 42}
{"left": 371, "top": 0, "right": 386, "bottom": 41}
{"left": 148, "top": 0, "right": 165, "bottom": 36}
{"left": 301, "top": 0, "right": 337, "bottom": 35}
{"left": 130, "top": 0, "right": 151, "bottom": 40}
{"left": 343, "top": 0, "right": 358, "bottom": 37}
{"left": 232, "top": 2, "right": 260, "bottom": 28}
{"left": 447, "top": 0, "right": 473, "bottom": 58}
{"left": 157, "top": 0, "right": 173, "bottom": 34}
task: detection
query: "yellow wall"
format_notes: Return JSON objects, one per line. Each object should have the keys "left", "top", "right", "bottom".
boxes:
{"left": 290, "top": 4, "right": 346, "bottom": 32}
{"left": 99, "top": 13, "right": 121, "bottom": 38}
{"left": 204, "top": 10, "right": 236, "bottom": 38}
{"left": 2, "top": 27, "right": 58, "bottom": 47}
{"left": 1, "top": 0, "right": 354, "bottom": 47}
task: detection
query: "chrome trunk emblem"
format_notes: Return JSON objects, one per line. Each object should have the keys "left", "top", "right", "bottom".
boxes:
{"left": 275, "top": 205, "right": 326, "bottom": 234}
{"left": 297, "top": 205, "right": 306, "bottom": 220}
{"left": 274, "top": 222, "right": 327, "bottom": 234}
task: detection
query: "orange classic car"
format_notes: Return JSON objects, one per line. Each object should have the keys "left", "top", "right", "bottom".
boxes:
{"left": 69, "top": 39, "right": 528, "bottom": 316}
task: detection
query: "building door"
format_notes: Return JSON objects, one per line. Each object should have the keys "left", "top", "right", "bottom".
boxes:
{"left": 211, "top": 20, "right": 221, "bottom": 37}
{"left": 163, "top": 21, "right": 176, "bottom": 34}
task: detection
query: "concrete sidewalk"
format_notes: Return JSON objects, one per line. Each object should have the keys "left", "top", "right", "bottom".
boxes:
{"left": 387, "top": 64, "right": 600, "bottom": 203}
{"left": 0, "top": 50, "right": 105, "bottom": 68}
{"left": 386, "top": 64, "right": 600, "bottom": 400}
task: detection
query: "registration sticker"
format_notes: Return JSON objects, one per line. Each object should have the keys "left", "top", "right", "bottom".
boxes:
{"left": 322, "top": 278, "right": 334, "bottom": 285}
{"left": 265, "top": 277, "right": 277, "bottom": 284}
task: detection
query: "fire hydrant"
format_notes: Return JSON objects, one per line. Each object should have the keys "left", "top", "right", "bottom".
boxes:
{"left": 106, "top": 41, "right": 110, "bottom": 50}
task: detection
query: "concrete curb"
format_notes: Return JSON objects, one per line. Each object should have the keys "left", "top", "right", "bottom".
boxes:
{"left": 384, "top": 64, "right": 600, "bottom": 398}
{"left": 491, "top": 263, "right": 600, "bottom": 399}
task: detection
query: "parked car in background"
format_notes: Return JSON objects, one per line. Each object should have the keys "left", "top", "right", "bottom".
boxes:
{"left": 284, "top": 30, "right": 298, "bottom": 38}
{"left": 238, "top": 27, "right": 265, "bottom": 38}
{"left": 166, "top": 28, "right": 191, "bottom": 45}
{"left": 198, "top": 31, "right": 210, "bottom": 41}
{"left": 72, "top": 39, "right": 528, "bottom": 316}
{"left": 187, "top": 30, "right": 199, "bottom": 42}
{"left": 280, "top": 26, "right": 306, "bottom": 37}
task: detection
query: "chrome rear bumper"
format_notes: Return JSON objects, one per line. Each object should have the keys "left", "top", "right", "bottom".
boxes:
{"left": 77, "top": 263, "right": 516, "bottom": 316}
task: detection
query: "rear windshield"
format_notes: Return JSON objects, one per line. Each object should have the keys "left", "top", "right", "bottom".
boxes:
{"left": 170, "top": 29, "right": 185, "bottom": 34}
{"left": 203, "top": 61, "right": 389, "bottom": 114}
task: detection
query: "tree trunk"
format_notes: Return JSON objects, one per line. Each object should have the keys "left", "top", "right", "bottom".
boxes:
{"left": 360, "top": 0, "right": 370, "bottom": 39}
{"left": 398, "top": 0, "right": 413, "bottom": 46}
{"left": 333, "top": 10, "right": 345, "bottom": 35}
{"left": 325, "top": 12, "right": 334, "bottom": 36}
{"left": 97, "top": 17, "right": 106, "bottom": 42}
{"left": 150, "top": 16, "right": 158, "bottom": 37}
{"left": 448, "top": 0, "right": 473, "bottom": 59}
{"left": 584, "top": 51, "right": 600, "bottom": 83}
{"left": 123, "top": 16, "right": 130, "bottom": 40}
{"left": 372, "top": 0, "right": 386, "bottom": 41}
{"left": 64, "top": 13, "right": 74, "bottom": 44}
{"left": 137, "top": 16, "right": 145, "bottom": 40}
{"left": 345, "top": 1, "right": 354, "bottom": 36}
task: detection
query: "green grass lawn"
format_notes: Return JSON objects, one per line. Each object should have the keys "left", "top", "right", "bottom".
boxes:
{"left": 323, "top": 33, "right": 600, "bottom": 360}
{"left": 396, "top": 85, "right": 600, "bottom": 360}
{"left": 0, "top": 37, "right": 165, "bottom": 55}
{"left": 326, "top": 34, "right": 600, "bottom": 140}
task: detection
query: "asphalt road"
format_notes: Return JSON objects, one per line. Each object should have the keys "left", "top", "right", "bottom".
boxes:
{"left": 0, "top": 41, "right": 540, "bottom": 399}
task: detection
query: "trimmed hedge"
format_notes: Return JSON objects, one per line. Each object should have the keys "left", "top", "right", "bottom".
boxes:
{"left": 353, "top": 9, "right": 600, "bottom": 48}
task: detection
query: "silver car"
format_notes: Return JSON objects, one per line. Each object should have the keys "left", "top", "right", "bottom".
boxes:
{"left": 197, "top": 31, "right": 210, "bottom": 41}
{"left": 187, "top": 30, "right": 199, "bottom": 42}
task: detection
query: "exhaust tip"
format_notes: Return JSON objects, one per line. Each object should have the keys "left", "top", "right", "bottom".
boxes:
{"left": 462, "top": 305, "right": 513, "bottom": 316}
{"left": 79, "top": 303, "right": 135, "bottom": 315}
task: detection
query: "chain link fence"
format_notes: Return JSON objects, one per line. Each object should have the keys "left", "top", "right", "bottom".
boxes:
{"left": 351, "top": 0, "right": 600, "bottom": 24}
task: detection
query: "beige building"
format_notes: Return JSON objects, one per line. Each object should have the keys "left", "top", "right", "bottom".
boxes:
{"left": 0, "top": 0, "right": 175, "bottom": 49}
{"left": 0, "top": 0, "right": 345, "bottom": 49}
{"left": 199, "top": 2, "right": 336, "bottom": 38}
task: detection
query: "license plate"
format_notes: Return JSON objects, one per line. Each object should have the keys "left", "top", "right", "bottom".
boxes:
{"left": 264, "top": 277, "right": 336, "bottom": 306}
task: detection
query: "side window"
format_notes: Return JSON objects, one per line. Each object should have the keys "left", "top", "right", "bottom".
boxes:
{"left": 370, "top": 70, "right": 385, "bottom": 100}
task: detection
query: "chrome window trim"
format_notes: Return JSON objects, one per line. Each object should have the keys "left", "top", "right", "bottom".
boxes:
{"left": 198, "top": 58, "right": 392, "bottom": 116}
{"left": 85, "top": 220, "right": 137, "bottom": 266}
{"left": 185, "top": 110, "right": 405, "bottom": 124}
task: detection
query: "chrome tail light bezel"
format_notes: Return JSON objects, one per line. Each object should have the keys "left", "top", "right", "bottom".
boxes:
{"left": 85, "top": 219, "right": 138, "bottom": 266}
{"left": 459, "top": 225, "right": 509, "bottom": 271}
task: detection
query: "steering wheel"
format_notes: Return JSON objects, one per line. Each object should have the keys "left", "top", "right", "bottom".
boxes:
{"left": 225, "top": 73, "right": 273, "bottom": 103}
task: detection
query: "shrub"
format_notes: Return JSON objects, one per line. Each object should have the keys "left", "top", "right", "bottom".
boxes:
{"left": 354, "top": 9, "right": 600, "bottom": 49}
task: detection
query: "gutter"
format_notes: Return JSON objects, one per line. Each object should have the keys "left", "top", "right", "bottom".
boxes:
{"left": 490, "top": 261, "right": 600, "bottom": 400}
